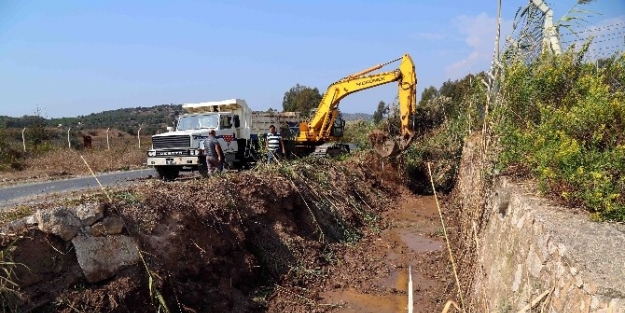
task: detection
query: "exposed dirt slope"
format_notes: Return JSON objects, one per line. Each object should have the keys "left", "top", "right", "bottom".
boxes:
{"left": 0, "top": 154, "right": 454, "bottom": 313}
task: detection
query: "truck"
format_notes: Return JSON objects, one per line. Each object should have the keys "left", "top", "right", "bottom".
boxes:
{"left": 146, "top": 99, "right": 301, "bottom": 180}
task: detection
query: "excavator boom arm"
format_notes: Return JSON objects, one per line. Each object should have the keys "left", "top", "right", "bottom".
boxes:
{"left": 300, "top": 54, "right": 417, "bottom": 142}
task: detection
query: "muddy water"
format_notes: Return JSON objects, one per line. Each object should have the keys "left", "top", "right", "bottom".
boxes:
{"left": 319, "top": 195, "right": 446, "bottom": 312}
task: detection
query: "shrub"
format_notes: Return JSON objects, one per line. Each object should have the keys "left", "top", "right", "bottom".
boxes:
{"left": 342, "top": 120, "right": 377, "bottom": 149}
{"left": 495, "top": 47, "right": 625, "bottom": 221}
{"left": 0, "top": 125, "right": 25, "bottom": 171}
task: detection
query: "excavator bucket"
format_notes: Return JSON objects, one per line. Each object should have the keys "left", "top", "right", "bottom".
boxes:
{"left": 374, "top": 139, "right": 400, "bottom": 157}
{"left": 369, "top": 130, "right": 400, "bottom": 157}
{"left": 369, "top": 130, "right": 414, "bottom": 157}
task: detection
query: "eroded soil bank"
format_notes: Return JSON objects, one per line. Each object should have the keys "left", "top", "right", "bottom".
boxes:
{"left": 0, "top": 155, "right": 456, "bottom": 313}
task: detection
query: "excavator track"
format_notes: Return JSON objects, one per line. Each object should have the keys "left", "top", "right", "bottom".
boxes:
{"left": 290, "top": 142, "right": 351, "bottom": 158}
{"left": 311, "top": 142, "right": 351, "bottom": 157}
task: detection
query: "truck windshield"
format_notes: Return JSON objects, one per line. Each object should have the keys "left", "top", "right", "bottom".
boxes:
{"left": 176, "top": 114, "right": 219, "bottom": 131}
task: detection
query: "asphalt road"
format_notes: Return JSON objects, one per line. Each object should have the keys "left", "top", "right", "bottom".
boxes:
{"left": 0, "top": 168, "right": 160, "bottom": 208}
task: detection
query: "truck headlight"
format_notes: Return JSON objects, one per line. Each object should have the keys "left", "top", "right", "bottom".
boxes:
{"left": 147, "top": 150, "right": 156, "bottom": 157}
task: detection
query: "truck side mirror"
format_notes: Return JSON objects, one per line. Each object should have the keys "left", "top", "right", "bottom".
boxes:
{"left": 166, "top": 127, "right": 174, "bottom": 132}
{"left": 233, "top": 115, "right": 240, "bottom": 128}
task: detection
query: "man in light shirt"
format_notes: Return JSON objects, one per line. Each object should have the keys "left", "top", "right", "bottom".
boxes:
{"left": 265, "top": 125, "right": 285, "bottom": 164}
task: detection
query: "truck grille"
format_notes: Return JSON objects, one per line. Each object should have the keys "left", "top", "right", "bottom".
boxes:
{"left": 152, "top": 135, "right": 191, "bottom": 149}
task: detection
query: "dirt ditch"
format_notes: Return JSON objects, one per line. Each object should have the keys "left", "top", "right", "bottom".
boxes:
{"left": 0, "top": 154, "right": 457, "bottom": 313}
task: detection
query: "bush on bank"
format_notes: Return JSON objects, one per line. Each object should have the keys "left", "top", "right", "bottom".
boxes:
{"left": 495, "top": 47, "right": 625, "bottom": 221}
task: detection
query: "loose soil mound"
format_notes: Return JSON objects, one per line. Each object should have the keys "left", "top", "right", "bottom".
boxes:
{"left": 0, "top": 154, "right": 421, "bottom": 313}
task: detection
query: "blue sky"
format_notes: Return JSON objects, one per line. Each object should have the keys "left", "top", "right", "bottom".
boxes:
{"left": 1, "top": 0, "right": 624, "bottom": 119}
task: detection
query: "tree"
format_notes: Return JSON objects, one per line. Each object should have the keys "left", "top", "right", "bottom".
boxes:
{"left": 418, "top": 86, "right": 439, "bottom": 107}
{"left": 282, "top": 84, "right": 323, "bottom": 117}
{"left": 372, "top": 100, "right": 387, "bottom": 124}
{"left": 25, "top": 106, "right": 48, "bottom": 147}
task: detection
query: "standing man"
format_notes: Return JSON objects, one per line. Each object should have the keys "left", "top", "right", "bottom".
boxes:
{"left": 265, "top": 125, "right": 285, "bottom": 164}
{"left": 203, "top": 129, "right": 224, "bottom": 175}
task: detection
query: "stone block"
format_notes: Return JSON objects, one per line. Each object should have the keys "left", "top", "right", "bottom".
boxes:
{"left": 71, "top": 235, "right": 140, "bottom": 283}
{"left": 36, "top": 207, "right": 81, "bottom": 241}
{"left": 73, "top": 202, "right": 105, "bottom": 226}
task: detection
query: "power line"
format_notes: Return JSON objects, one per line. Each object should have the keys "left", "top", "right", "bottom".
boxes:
{"left": 561, "top": 30, "right": 625, "bottom": 45}
{"left": 560, "top": 22, "right": 625, "bottom": 37}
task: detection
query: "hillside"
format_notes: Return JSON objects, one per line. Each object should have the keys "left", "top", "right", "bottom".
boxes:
{"left": 0, "top": 105, "right": 373, "bottom": 134}
{"left": 0, "top": 104, "right": 183, "bottom": 135}
{"left": 341, "top": 112, "right": 373, "bottom": 122}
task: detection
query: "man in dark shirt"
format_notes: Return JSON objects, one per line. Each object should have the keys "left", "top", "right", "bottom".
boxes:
{"left": 203, "top": 130, "right": 223, "bottom": 175}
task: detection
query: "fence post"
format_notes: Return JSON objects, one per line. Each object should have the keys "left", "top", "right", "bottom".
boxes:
{"left": 106, "top": 127, "right": 110, "bottom": 150}
{"left": 137, "top": 127, "right": 142, "bottom": 149}
{"left": 21, "top": 127, "right": 26, "bottom": 152}
{"left": 67, "top": 127, "right": 72, "bottom": 149}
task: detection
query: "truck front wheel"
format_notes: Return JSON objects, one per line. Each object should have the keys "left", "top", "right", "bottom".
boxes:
{"left": 155, "top": 166, "right": 180, "bottom": 181}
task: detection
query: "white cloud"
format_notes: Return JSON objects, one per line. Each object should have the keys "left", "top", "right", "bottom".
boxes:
{"left": 445, "top": 13, "right": 512, "bottom": 79}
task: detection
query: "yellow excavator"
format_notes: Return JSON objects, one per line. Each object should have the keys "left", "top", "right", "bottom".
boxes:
{"left": 293, "top": 54, "right": 417, "bottom": 157}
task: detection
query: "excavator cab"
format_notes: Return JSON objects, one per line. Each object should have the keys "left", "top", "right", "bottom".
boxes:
{"left": 330, "top": 113, "right": 346, "bottom": 138}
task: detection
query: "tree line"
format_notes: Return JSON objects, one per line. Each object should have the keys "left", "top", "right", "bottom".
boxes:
{"left": 0, "top": 104, "right": 184, "bottom": 136}
{"left": 1, "top": 87, "right": 374, "bottom": 135}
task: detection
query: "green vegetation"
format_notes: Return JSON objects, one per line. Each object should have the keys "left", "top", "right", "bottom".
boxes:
{"left": 372, "top": 101, "right": 387, "bottom": 125}
{"left": 346, "top": 25, "right": 624, "bottom": 223}
{"left": 0, "top": 104, "right": 184, "bottom": 136}
{"left": 282, "top": 84, "right": 323, "bottom": 117}
{"left": 1, "top": 100, "right": 372, "bottom": 139}
{"left": 0, "top": 125, "right": 24, "bottom": 171}
{"left": 404, "top": 72, "right": 488, "bottom": 194}
{"left": 341, "top": 72, "right": 487, "bottom": 194}
{"left": 495, "top": 47, "right": 625, "bottom": 221}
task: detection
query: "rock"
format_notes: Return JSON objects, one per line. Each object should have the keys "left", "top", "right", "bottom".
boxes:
{"left": 575, "top": 276, "right": 584, "bottom": 288}
{"left": 557, "top": 243, "right": 567, "bottom": 257}
{"left": 548, "top": 241, "right": 558, "bottom": 255}
{"left": 36, "top": 207, "right": 81, "bottom": 241}
{"left": 591, "top": 296, "right": 599, "bottom": 310}
{"left": 493, "top": 187, "right": 511, "bottom": 218}
{"left": 25, "top": 215, "right": 37, "bottom": 225}
{"left": 73, "top": 202, "right": 105, "bottom": 226}
{"left": 71, "top": 235, "right": 140, "bottom": 283}
{"left": 583, "top": 281, "right": 597, "bottom": 294}
{"left": 555, "top": 261, "right": 566, "bottom": 279}
{"left": 89, "top": 224, "right": 105, "bottom": 237}
{"left": 0, "top": 218, "right": 29, "bottom": 234}
{"left": 537, "top": 235, "right": 551, "bottom": 260}
{"left": 102, "top": 216, "right": 125, "bottom": 234}
{"left": 512, "top": 264, "right": 523, "bottom": 292}
{"left": 526, "top": 247, "right": 543, "bottom": 278}
{"left": 89, "top": 217, "right": 125, "bottom": 236}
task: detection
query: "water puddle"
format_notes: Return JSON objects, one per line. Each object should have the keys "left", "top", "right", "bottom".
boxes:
{"left": 376, "top": 268, "right": 437, "bottom": 293}
{"left": 318, "top": 195, "right": 446, "bottom": 312}
{"left": 394, "top": 228, "right": 443, "bottom": 253}
{"left": 320, "top": 288, "right": 407, "bottom": 313}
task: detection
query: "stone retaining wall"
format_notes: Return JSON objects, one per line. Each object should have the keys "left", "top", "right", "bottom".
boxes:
{"left": 458, "top": 137, "right": 625, "bottom": 313}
